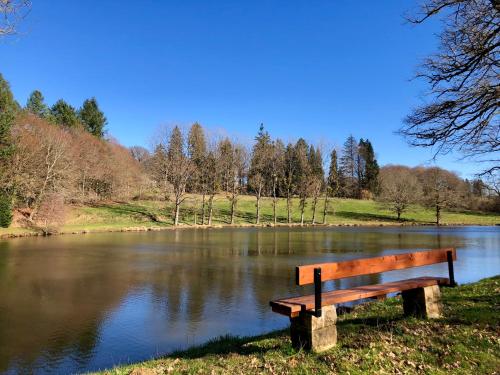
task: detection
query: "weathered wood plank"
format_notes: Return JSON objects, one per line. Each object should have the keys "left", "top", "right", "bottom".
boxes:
{"left": 296, "top": 248, "right": 456, "bottom": 285}
{"left": 270, "top": 276, "right": 450, "bottom": 317}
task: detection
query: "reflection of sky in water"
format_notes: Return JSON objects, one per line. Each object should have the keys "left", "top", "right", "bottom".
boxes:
{"left": 0, "top": 226, "right": 498, "bottom": 374}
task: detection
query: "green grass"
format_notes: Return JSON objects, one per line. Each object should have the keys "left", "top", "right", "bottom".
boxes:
{"left": 96, "top": 276, "right": 500, "bottom": 375}
{"left": 1, "top": 194, "right": 498, "bottom": 238}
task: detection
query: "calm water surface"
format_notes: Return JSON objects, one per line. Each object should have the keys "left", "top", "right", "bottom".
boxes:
{"left": 0, "top": 226, "right": 498, "bottom": 374}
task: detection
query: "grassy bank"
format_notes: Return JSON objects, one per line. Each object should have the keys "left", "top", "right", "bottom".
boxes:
{"left": 1, "top": 194, "right": 498, "bottom": 238}
{"left": 97, "top": 276, "right": 499, "bottom": 375}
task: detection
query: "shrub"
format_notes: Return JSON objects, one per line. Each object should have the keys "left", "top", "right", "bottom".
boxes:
{"left": 0, "top": 192, "right": 13, "bottom": 228}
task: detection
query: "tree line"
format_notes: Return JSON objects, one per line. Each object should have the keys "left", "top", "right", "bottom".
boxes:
{"left": 0, "top": 73, "right": 141, "bottom": 231}
{"left": 0, "top": 73, "right": 498, "bottom": 231}
{"left": 136, "top": 123, "right": 381, "bottom": 227}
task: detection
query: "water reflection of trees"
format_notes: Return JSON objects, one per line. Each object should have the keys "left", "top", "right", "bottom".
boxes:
{"left": 0, "top": 239, "right": 137, "bottom": 373}
{"left": 0, "top": 227, "right": 470, "bottom": 373}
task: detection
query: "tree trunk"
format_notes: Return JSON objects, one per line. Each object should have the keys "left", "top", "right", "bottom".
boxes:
{"left": 287, "top": 192, "right": 292, "bottom": 224}
{"left": 436, "top": 204, "right": 441, "bottom": 226}
{"left": 208, "top": 195, "right": 214, "bottom": 225}
{"left": 230, "top": 196, "right": 236, "bottom": 224}
{"left": 273, "top": 197, "right": 277, "bottom": 225}
{"left": 174, "top": 200, "right": 180, "bottom": 226}
{"left": 312, "top": 196, "right": 318, "bottom": 225}
{"left": 397, "top": 210, "right": 401, "bottom": 221}
{"left": 322, "top": 194, "right": 329, "bottom": 224}
{"left": 201, "top": 193, "right": 206, "bottom": 225}
{"left": 300, "top": 198, "right": 305, "bottom": 226}
{"left": 256, "top": 194, "right": 260, "bottom": 224}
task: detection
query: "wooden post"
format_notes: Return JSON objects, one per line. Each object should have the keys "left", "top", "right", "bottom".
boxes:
{"left": 314, "top": 268, "right": 322, "bottom": 317}
{"left": 447, "top": 250, "right": 456, "bottom": 287}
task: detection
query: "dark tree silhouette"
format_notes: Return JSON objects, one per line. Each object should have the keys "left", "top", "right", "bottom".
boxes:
{"left": 401, "top": 0, "right": 499, "bottom": 178}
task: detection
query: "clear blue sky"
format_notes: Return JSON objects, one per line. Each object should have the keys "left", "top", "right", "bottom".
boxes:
{"left": 0, "top": 1, "right": 484, "bottom": 178}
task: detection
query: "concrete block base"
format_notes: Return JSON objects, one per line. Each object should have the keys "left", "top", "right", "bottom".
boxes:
{"left": 402, "top": 285, "right": 443, "bottom": 319}
{"left": 290, "top": 305, "right": 337, "bottom": 352}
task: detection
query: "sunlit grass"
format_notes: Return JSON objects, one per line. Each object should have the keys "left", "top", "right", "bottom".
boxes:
{"left": 95, "top": 276, "right": 500, "bottom": 375}
{"left": 1, "top": 194, "right": 498, "bottom": 238}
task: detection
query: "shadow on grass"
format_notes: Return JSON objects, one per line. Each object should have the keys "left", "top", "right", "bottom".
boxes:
{"left": 166, "top": 330, "right": 288, "bottom": 360}
{"left": 334, "top": 210, "right": 417, "bottom": 223}
{"left": 91, "top": 202, "right": 163, "bottom": 223}
{"left": 215, "top": 208, "right": 290, "bottom": 224}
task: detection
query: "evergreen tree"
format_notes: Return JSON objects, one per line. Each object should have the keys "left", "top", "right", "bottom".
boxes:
{"left": 187, "top": 122, "right": 207, "bottom": 165}
{"left": 167, "top": 126, "right": 192, "bottom": 225}
{"left": 282, "top": 143, "right": 296, "bottom": 223}
{"left": 79, "top": 98, "right": 107, "bottom": 137}
{"left": 340, "top": 135, "right": 359, "bottom": 198}
{"left": 248, "top": 123, "right": 271, "bottom": 224}
{"left": 358, "top": 138, "right": 379, "bottom": 195}
{"left": 323, "top": 148, "right": 341, "bottom": 223}
{"left": 308, "top": 145, "right": 324, "bottom": 224}
{"left": 0, "top": 73, "right": 17, "bottom": 227}
{"left": 0, "top": 190, "right": 12, "bottom": 227}
{"left": 51, "top": 99, "right": 79, "bottom": 128}
{"left": 187, "top": 122, "right": 207, "bottom": 222}
{"left": 26, "top": 90, "right": 49, "bottom": 118}
{"left": 327, "top": 149, "right": 341, "bottom": 197}
{"left": 294, "top": 138, "right": 310, "bottom": 225}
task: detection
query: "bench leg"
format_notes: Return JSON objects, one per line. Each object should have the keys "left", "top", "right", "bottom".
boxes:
{"left": 290, "top": 305, "right": 337, "bottom": 352}
{"left": 402, "top": 285, "right": 443, "bottom": 319}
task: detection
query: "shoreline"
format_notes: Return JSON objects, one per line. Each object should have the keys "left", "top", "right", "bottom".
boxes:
{"left": 94, "top": 276, "right": 499, "bottom": 375}
{"left": 1, "top": 220, "right": 497, "bottom": 240}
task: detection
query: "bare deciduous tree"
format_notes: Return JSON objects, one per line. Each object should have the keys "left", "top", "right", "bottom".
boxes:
{"left": 34, "top": 192, "right": 66, "bottom": 235}
{"left": 415, "top": 166, "right": 464, "bottom": 225}
{"left": 378, "top": 165, "right": 422, "bottom": 221}
{"left": 0, "top": 0, "right": 31, "bottom": 36}
{"left": 402, "top": 0, "right": 500, "bottom": 177}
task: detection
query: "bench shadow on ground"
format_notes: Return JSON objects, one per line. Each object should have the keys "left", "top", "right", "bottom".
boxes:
{"left": 161, "top": 281, "right": 497, "bottom": 361}
{"left": 166, "top": 330, "right": 288, "bottom": 360}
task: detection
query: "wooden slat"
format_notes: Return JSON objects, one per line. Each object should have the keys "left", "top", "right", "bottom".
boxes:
{"left": 296, "top": 248, "right": 456, "bottom": 285}
{"left": 270, "top": 276, "right": 450, "bottom": 317}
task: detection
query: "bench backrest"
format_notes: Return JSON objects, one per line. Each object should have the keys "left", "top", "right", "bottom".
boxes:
{"left": 296, "top": 248, "right": 456, "bottom": 286}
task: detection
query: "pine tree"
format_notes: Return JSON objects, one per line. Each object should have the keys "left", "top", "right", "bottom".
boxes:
{"left": 51, "top": 99, "right": 79, "bottom": 128}
{"left": 323, "top": 149, "right": 341, "bottom": 223}
{"left": 0, "top": 73, "right": 17, "bottom": 227}
{"left": 340, "top": 135, "right": 359, "bottom": 198}
{"left": 187, "top": 122, "right": 207, "bottom": 222}
{"left": 26, "top": 90, "right": 49, "bottom": 118}
{"left": 79, "top": 98, "right": 107, "bottom": 137}
{"left": 294, "top": 138, "right": 310, "bottom": 225}
{"left": 249, "top": 123, "right": 271, "bottom": 224}
{"left": 0, "top": 191, "right": 12, "bottom": 227}
{"left": 270, "top": 139, "right": 285, "bottom": 225}
{"left": 357, "top": 139, "right": 379, "bottom": 195}
{"left": 327, "top": 149, "right": 341, "bottom": 197}
{"left": 362, "top": 139, "right": 379, "bottom": 194}
{"left": 308, "top": 145, "right": 324, "bottom": 224}
{"left": 282, "top": 143, "right": 296, "bottom": 223}
{"left": 167, "top": 126, "right": 193, "bottom": 225}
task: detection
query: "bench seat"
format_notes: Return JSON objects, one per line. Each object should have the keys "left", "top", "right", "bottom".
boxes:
{"left": 270, "top": 276, "right": 450, "bottom": 318}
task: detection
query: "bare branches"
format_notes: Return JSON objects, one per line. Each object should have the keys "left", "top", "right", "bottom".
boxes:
{"left": 401, "top": 0, "right": 500, "bottom": 175}
{"left": 0, "top": 0, "right": 31, "bottom": 36}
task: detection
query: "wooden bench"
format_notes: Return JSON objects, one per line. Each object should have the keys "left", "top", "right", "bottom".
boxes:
{"left": 270, "top": 248, "right": 457, "bottom": 352}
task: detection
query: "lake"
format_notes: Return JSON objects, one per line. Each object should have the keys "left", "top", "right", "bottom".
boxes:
{"left": 0, "top": 226, "right": 498, "bottom": 374}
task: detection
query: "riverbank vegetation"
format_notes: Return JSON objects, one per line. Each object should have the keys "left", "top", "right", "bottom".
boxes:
{"left": 0, "top": 74, "right": 498, "bottom": 236}
{"left": 97, "top": 276, "right": 499, "bottom": 375}
{"left": 1, "top": 195, "right": 497, "bottom": 239}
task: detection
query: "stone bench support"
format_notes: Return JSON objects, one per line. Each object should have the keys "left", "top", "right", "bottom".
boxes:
{"left": 402, "top": 285, "right": 443, "bottom": 319}
{"left": 290, "top": 305, "right": 337, "bottom": 352}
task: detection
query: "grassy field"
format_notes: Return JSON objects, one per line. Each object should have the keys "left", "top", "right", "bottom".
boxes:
{"left": 1, "top": 194, "right": 498, "bottom": 238}
{"left": 96, "top": 276, "right": 500, "bottom": 375}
